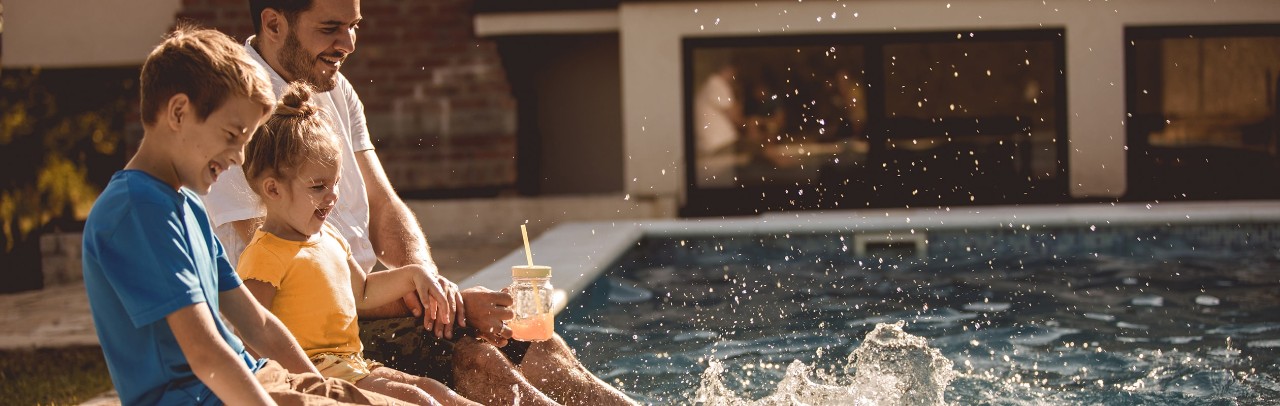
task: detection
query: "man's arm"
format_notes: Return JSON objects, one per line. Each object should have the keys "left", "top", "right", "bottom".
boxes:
{"left": 220, "top": 284, "right": 320, "bottom": 375}
{"left": 358, "top": 149, "right": 431, "bottom": 270}
{"left": 356, "top": 149, "right": 465, "bottom": 334}
{"left": 229, "top": 219, "right": 258, "bottom": 247}
{"left": 167, "top": 303, "right": 275, "bottom": 405}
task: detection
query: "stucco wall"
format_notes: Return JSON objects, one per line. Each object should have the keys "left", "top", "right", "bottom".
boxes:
{"left": 618, "top": 0, "right": 1280, "bottom": 201}
{"left": 4, "top": 0, "right": 183, "bottom": 67}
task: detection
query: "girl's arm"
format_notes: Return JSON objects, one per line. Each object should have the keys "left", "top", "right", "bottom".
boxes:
{"left": 230, "top": 280, "right": 275, "bottom": 359}
{"left": 348, "top": 257, "right": 436, "bottom": 313}
{"left": 242, "top": 279, "right": 276, "bottom": 309}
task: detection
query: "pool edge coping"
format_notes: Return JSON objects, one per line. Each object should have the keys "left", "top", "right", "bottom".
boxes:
{"left": 459, "top": 200, "right": 1280, "bottom": 304}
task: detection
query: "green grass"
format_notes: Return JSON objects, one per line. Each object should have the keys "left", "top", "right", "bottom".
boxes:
{"left": 0, "top": 346, "right": 113, "bottom": 405}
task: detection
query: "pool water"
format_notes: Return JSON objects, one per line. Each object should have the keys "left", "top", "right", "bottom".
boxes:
{"left": 558, "top": 224, "right": 1280, "bottom": 405}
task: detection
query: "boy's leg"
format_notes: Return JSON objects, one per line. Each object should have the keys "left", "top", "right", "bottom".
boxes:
{"left": 518, "top": 334, "right": 637, "bottom": 406}
{"left": 255, "top": 359, "right": 405, "bottom": 405}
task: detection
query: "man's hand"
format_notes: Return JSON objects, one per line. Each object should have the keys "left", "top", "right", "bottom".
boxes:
{"left": 461, "top": 286, "right": 514, "bottom": 347}
{"left": 402, "top": 291, "right": 425, "bottom": 318}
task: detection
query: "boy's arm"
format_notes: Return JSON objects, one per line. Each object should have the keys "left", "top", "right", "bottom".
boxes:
{"left": 167, "top": 303, "right": 275, "bottom": 406}
{"left": 221, "top": 284, "right": 320, "bottom": 375}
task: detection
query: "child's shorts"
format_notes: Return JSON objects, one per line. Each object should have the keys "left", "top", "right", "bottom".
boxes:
{"left": 311, "top": 352, "right": 383, "bottom": 384}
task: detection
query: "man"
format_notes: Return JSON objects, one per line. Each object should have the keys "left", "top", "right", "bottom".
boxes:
{"left": 202, "top": 1, "right": 635, "bottom": 404}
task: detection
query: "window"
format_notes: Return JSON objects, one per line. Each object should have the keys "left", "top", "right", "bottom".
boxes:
{"left": 1126, "top": 25, "right": 1280, "bottom": 200}
{"left": 683, "top": 30, "right": 1067, "bottom": 216}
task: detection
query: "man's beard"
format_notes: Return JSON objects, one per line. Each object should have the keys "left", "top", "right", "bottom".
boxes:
{"left": 279, "top": 31, "right": 339, "bottom": 92}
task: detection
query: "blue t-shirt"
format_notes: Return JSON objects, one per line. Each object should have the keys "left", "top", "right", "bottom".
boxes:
{"left": 83, "top": 170, "right": 260, "bottom": 405}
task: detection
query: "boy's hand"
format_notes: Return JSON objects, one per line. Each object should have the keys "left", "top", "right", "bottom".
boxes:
{"left": 461, "top": 286, "right": 514, "bottom": 347}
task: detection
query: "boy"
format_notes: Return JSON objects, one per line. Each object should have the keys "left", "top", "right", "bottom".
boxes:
{"left": 82, "top": 25, "right": 402, "bottom": 405}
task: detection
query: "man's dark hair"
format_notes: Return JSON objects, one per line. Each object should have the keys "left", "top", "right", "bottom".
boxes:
{"left": 249, "top": 0, "right": 314, "bottom": 34}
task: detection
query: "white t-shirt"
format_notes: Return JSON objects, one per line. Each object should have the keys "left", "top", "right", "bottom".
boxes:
{"left": 202, "top": 37, "right": 377, "bottom": 271}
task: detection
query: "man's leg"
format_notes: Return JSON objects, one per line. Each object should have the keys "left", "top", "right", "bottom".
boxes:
{"left": 361, "top": 317, "right": 558, "bottom": 406}
{"left": 518, "top": 334, "right": 637, "bottom": 406}
{"left": 451, "top": 336, "right": 560, "bottom": 406}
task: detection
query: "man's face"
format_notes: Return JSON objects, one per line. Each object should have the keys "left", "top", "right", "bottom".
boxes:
{"left": 178, "top": 95, "right": 269, "bottom": 195}
{"left": 278, "top": 0, "right": 361, "bottom": 92}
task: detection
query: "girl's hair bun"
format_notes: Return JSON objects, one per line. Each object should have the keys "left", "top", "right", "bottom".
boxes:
{"left": 242, "top": 80, "right": 340, "bottom": 198}
{"left": 275, "top": 81, "right": 317, "bottom": 118}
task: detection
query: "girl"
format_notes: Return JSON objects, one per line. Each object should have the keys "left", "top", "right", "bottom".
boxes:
{"left": 236, "top": 82, "right": 479, "bottom": 406}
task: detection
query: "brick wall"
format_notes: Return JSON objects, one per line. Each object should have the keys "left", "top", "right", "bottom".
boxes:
{"left": 176, "top": 0, "right": 516, "bottom": 191}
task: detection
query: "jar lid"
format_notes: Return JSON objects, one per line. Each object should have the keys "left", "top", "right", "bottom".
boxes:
{"left": 512, "top": 265, "right": 552, "bottom": 278}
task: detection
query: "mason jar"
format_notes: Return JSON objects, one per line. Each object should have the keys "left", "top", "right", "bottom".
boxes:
{"left": 508, "top": 265, "right": 554, "bottom": 341}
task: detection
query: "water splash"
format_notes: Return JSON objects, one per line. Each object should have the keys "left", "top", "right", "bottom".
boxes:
{"left": 695, "top": 322, "right": 955, "bottom": 405}
{"left": 845, "top": 321, "right": 956, "bottom": 405}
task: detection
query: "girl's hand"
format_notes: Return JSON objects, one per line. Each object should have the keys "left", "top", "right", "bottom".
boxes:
{"left": 409, "top": 265, "right": 463, "bottom": 339}
{"left": 428, "top": 273, "right": 464, "bottom": 339}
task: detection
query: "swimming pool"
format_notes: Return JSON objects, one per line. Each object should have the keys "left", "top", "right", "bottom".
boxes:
{"left": 464, "top": 202, "right": 1280, "bottom": 405}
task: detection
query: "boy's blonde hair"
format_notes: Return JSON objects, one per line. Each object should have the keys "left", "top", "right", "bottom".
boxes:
{"left": 140, "top": 24, "right": 274, "bottom": 126}
{"left": 243, "top": 82, "right": 341, "bottom": 194}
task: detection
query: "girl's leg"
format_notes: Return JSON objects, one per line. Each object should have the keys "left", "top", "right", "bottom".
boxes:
{"left": 363, "top": 366, "right": 480, "bottom": 406}
{"left": 355, "top": 373, "right": 440, "bottom": 406}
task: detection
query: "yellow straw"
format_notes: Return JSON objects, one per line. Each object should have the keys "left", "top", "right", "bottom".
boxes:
{"left": 520, "top": 225, "right": 543, "bottom": 323}
{"left": 521, "top": 224, "right": 534, "bottom": 266}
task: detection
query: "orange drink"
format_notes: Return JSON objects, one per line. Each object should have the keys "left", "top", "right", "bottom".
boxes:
{"left": 510, "top": 313, "right": 554, "bottom": 342}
